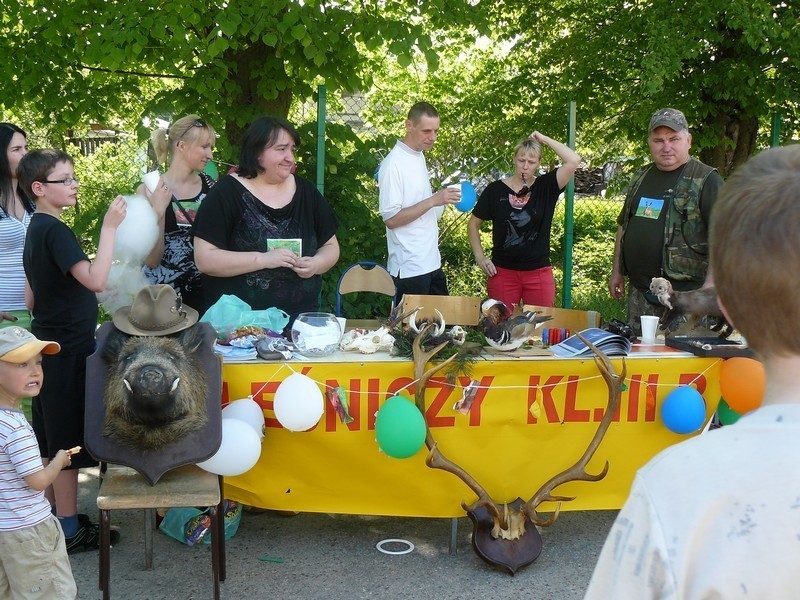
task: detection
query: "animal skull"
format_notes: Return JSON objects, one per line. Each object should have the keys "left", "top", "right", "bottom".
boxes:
{"left": 339, "top": 327, "right": 395, "bottom": 354}
{"left": 449, "top": 325, "right": 467, "bottom": 345}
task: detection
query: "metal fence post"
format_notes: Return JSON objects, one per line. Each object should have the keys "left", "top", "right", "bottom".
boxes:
{"left": 771, "top": 113, "right": 781, "bottom": 147}
{"left": 562, "top": 100, "right": 577, "bottom": 308}
{"left": 316, "top": 84, "right": 327, "bottom": 194}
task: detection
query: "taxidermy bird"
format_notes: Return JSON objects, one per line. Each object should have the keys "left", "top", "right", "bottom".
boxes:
{"left": 649, "top": 277, "right": 731, "bottom": 338}
{"left": 480, "top": 299, "right": 552, "bottom": 351}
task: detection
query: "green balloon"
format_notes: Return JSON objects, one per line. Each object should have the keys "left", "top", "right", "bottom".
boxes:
{"left": 375, "top": 396, "right": 427, "bottom": 459}
{"left": 203, "top": 160, "right": 219, "bottom": 179}
{"left": 717, "top": 398, "right": 742, "bottom": 425}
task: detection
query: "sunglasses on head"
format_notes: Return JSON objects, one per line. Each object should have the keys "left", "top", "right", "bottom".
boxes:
{"left": 167, "top": 120, "right": 205, "bottom": 139}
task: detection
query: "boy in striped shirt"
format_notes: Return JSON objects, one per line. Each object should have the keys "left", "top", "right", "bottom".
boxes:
{"left": 0, "top": 327, "right": 76, "bottom": 599}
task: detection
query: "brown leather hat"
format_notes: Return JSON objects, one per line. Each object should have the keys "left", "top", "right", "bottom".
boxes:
{"left": 112, "top": 285, "right": 199, "bottom": 336}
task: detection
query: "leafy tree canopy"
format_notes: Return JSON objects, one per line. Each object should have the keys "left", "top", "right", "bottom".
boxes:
{"left": 0, "top": 0, "right": 489, "bottom": 151}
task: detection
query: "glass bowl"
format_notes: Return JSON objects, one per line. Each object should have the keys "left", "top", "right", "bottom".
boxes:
{"left": 291, "top": 312, "right": 343, "bottom": 357}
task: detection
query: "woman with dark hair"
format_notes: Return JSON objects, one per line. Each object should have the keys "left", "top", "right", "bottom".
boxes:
{"left": 0, "top": 123, "right": 34, "bottom": 326}
{"left": 138, "top": 114, "right": 217, "bottom": 311}
{"left": 193, "top": 116, "right": 339, "bottom": 323}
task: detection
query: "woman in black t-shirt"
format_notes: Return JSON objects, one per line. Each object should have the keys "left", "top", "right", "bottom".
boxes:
{"left": 468, "top": 132, "right": 580, "bottom": 308}
{"left": 193, "top": 116, "right": 339, "bottom": 324}
{"left": 139, "top": 114, "right": 217, "bottom": 311}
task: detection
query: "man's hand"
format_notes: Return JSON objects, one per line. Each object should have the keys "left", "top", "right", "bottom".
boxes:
{"left": 102, "top": 195, "right": 128, "bottom": 230}
{"left": 609, "top": 272, "right": 626, "bottom": 300}
{"left": 0, "top": 311, "right": 18, "bottom": 323}
{"left": 432, "top": 187, "right": 461, "bottom": 207}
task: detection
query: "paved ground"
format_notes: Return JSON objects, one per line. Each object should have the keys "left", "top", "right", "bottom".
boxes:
{"left": 69, "top": 467, "right": 616, "bottom": 599}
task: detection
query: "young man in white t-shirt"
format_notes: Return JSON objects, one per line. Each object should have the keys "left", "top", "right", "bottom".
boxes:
{"left": 378, "top": 102, "right": 461, "bottom": 301}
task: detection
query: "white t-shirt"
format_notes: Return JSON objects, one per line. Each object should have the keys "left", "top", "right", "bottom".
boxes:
{"left": 584, "top": 403, "right": 800, "bottom": 600}
{"left": 378, "top": 140, "right": 443, "bottom": 278}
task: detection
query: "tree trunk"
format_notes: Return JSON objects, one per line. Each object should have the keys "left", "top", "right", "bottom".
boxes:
{"left": 222, "top": 44, "right": 293, "bottom": 148}
{"left": 697, "top": 111, "right": 758, "bottom": 177}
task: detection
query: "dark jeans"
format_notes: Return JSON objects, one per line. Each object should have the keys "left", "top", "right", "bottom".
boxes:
{"left": 393, "top": 267, "right": 449, "bottom": 304}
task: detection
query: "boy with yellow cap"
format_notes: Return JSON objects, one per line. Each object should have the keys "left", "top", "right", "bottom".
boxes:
{"left": 0, "top": 327, "right": 76, "bottom": 599}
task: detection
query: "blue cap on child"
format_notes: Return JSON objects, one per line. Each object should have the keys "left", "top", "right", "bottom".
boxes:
{"left": 0, "top": 327, "right": 60, "bottom": 363}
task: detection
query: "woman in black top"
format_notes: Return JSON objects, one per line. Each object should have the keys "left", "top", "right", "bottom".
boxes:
{"left": 193, "top": 116, "right": 339, "bottom": 324}
{"left": 468, "top": 132, "right": 580, "bottom": 308}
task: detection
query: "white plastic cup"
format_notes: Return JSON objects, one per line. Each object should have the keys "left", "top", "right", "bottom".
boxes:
{"left": 640, "top": 315, "right": 660, "bottom": 343}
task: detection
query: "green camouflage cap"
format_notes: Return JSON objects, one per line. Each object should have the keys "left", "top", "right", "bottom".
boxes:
{"left": 649, "top": 108, "right": 689, "bottom": 133}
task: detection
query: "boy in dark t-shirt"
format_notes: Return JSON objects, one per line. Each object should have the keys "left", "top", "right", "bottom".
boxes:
{"left": 19, "top": 149, "right": 126, "bottom": 553}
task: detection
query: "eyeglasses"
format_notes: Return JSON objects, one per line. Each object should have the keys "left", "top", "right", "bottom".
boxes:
{"left": 43, "top": 177, "right": 80, "bottom": 186}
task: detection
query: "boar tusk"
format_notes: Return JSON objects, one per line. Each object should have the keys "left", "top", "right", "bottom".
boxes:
{"left": 433, "top": 309, "right": 446, "bottom": 337}
{"left": 123, "top": 379, "right": 132, "bottom": 392}
{"left": 170, "top": 378, "right": 180, "bottom": 393}
{"left": 408, "top": 310, "right": 420, "bottom": 334}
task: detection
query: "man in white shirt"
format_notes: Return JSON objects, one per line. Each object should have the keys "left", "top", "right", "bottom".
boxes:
{"left": 584, "top": 145, "right": 800, "bottom": 600}
{"left": 378, "top": 102, "right": 461, "bottom": 300}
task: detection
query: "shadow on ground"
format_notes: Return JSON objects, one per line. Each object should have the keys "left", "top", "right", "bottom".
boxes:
{"left": 70, "top": 468, "right": 616, "bottom": 599}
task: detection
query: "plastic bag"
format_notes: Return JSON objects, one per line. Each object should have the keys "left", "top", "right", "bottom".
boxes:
{"left": 200, "top": 294, "right": 289, "bottom": 338}
{"left": 159, "top": 500, "right": 243, "bottom": 546}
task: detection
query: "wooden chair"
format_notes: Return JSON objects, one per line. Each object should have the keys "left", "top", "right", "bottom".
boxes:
{"left": 335, "top": 261, "right": 396, "bottom": 317}
{"left": 97, "top": 463, "right": 226, "bottom": 600}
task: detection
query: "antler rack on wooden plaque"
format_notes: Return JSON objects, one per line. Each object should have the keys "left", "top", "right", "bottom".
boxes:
{"left": 411, "top": 325, "right": 626, "bottom": 574}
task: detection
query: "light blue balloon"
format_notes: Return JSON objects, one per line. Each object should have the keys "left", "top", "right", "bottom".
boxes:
{"left": 455, "top": 181, "right": 477, "bottom": 212}
{"left": 661, "top": 386, "right": 706, "bottom": 434}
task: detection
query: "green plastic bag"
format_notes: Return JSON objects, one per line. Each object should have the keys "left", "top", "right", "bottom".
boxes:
{"left": 200, "top": 295, "right": 289, "bottom": 338}
{"left": 159, "top": 500, "right": 242, "bottom": 546}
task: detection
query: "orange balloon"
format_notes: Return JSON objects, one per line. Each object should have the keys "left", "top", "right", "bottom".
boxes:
{"left": 719, "top": 357, "right": 765, "bottom": 414}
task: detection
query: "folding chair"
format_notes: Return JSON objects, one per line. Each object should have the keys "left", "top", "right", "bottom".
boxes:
{"left": 335, "top": 261, "right": 396, "bottom": 317}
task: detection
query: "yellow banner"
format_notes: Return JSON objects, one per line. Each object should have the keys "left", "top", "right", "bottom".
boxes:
{"left": 222, "top": 356, "right": 722, "bottom": 517}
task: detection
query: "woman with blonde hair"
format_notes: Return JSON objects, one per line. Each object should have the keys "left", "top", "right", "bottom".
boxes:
{"left": 139, "top": 114, "right": 216, "bottom": 310}
{"left": 468, "top": 131, "right": 579, "bottom": 308}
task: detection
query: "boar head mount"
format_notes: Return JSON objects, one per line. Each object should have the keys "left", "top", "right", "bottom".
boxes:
{"left": 101, "top": 325, "right": 209, "bottom": 450}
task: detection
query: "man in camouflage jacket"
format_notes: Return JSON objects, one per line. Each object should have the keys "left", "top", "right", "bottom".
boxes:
{"left": 608, "top": 108, "right": 724, "bottom": 335}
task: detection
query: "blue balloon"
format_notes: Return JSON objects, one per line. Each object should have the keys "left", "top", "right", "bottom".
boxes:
{"left": 661, "top": 386, "right": 707, "bottom": 434}
{"left": 455, "top": 181, "right": 477, "bottom": 212}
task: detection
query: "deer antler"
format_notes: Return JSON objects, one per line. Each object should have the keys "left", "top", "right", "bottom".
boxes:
{"left": 412, "top": 325, "right": 508, "bottom": 531}
{"left": 522, "top": 333, "right": 626, "bottom": 526}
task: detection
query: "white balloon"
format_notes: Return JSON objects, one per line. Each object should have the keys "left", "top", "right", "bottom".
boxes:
{"left": 222, "top": 398, "right": 265, "bottom": 439}
{"left": 273, "top": 373, "right": 324, "bottom": 432}
{"left": 197, "top": 419, "right": 262, "bottom": 476}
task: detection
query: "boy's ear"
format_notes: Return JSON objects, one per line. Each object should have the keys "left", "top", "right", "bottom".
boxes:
{"left": 29, "top": 181, "right": 47, "bottom": 199}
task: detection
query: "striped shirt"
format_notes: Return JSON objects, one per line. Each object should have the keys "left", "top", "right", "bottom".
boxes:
{"left": 0, "top": 210, "right": 32, "bottom": 311}
{"left": 0, "top": 408, "right": 51, "bottom": 531}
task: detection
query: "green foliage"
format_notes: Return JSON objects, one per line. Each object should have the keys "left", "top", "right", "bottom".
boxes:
{"left": 62, "top": 137, "right": 147, "bottom": 254}
{"left": 0, "top": 0, "right": 489, "bottom": 151}
{"left": 551, "top": 196, "right": 626, "bottom": 322}
{"left": 294, "top": 122, "right": 391, "bottom": 318}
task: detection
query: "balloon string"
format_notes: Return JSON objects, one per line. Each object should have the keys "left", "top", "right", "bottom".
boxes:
{"left": 269, "top": 358, "right": 724, "bottom": 396}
